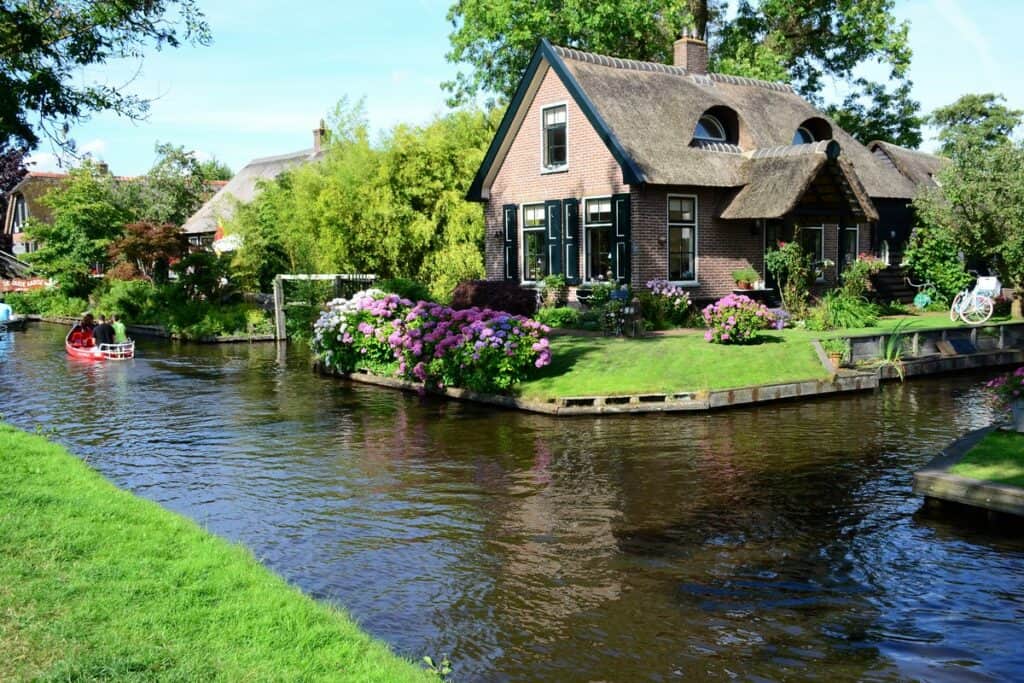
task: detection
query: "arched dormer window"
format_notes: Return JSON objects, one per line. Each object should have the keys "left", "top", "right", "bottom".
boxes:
{"left": 695, "top": 115, "right": 727, "bottom": 142}
{"left": 793, "top": 126, "right": 815, "bottom": 144}
{"left": 692, "top": 106, "right": 740, "bottom": 146}
{"left": 794, "top": 118, "right": 832, "bottom": 145}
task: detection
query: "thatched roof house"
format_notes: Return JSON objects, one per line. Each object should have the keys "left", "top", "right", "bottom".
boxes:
{"left": 181, "top": 125, "right": 328, "bottom": 245}
{"left": 2, "top": 172, "right": 69, "bottom": 256}
{"left": 468, "top": 36, "right": 944, "bottom": 299}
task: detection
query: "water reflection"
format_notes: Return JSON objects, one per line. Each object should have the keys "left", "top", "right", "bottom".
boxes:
{"left": 1, "top": 323, "right": 1023, "bottom": 682}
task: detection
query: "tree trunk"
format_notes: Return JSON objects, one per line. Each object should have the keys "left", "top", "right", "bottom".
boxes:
{"left": 1013, "top": 289, "right": 1024, "bottom": 319}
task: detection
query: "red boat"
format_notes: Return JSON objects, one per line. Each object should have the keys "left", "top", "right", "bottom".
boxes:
{"left": 65, "top": 329, "right": 135, "bottom": 361}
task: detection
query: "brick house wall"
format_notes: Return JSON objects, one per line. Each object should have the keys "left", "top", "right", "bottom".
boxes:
{"left": 482, "top": 66, "right": 868, "bottom": 301}
{"left": 485, "top": 67, "right": 628, "bottom": 283}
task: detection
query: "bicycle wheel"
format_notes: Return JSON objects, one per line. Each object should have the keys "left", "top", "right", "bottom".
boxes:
{"left": 950, "top": 292, "right": 964, "bottom": 322}
{"left": 962, "top": 296, "right": 993, "bottom": 325}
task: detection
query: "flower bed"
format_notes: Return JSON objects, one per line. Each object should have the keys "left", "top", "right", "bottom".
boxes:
{"left": 702, "top": 294, "right": 774, "bottom": 344}
{"left": 313, "top": 289, "right": 551, "bottom": 394}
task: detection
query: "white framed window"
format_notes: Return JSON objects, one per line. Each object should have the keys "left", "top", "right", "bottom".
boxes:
{"left": 521, "top": 203, "right": 547, "bottom": 281}
{"left": 842, "top": 225, "right": 859, "bottom": 266}
{"left": 694, "top": 115, "right": 727, "bottom": 142}
{"left": 541, "top": 104, "right": 567, "bottom": 172}
{"left": 11, "top": 196, "right": 27, "bottom": 234}
{"left": 667, "top": 195, "right": 698, "bottom": 284}
{"left": 799, "top": 225, "right": 825, "bottom": 282}
{"left": 584, "top": 196, "right": 613, "bottom": 281}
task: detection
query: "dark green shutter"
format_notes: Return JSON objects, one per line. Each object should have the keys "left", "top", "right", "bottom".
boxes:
{"left": 563, "top": 198, "right": 580, "bottom": 284}
{"left": 502, "top": 204, "right": 518, "bottom": 281}
{"left": 612, "top": 193, "right": 631, "bottom": 283}
{"left": 545, "top": 199, "right": 563, "bottom": 276}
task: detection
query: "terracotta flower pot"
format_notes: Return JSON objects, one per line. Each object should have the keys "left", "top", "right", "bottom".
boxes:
{"left": 737, "top": 281, "right": 753, "bottom": 290}
{"left": 828, "top": 352, "right": 842, "bottom": 369}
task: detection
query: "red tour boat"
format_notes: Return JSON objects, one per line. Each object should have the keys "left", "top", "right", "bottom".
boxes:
{"left": 65, "top": 328, "right": 135, "bottom": 361}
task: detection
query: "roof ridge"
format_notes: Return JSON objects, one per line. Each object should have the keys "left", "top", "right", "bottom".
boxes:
{"left": 744, "top": 141, "right": 833, "bottom": 159}
{"left": 247, "top": 148, "right": 319, "bottom": 165}
{"left": 551, "top": 44, "right": 793, "bottom": 93}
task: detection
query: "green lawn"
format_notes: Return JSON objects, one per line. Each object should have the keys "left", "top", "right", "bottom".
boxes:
{"left": 950, "top": 430, "right": 1024, "bottom": 488}
{"left": 516, "top": 311, "right": 1014, "bottom": 401}
{"left": 0, "top": 423, "right": 432, "bottom": 682}
{"left": 516, "top": 330, "right": 829, "bottom": 400}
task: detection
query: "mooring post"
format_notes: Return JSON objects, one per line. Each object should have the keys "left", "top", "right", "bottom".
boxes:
{"left": 273, "top": 275, "right": 286, "bottom": 341}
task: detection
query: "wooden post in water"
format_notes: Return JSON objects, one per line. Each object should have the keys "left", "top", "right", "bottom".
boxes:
{"left": 273, "top": 275, "right": 286, "bottom": 341}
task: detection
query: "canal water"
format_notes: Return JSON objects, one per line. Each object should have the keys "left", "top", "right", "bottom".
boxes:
{"left": 2, "top": 323, "right": 1023, "bottom": 681}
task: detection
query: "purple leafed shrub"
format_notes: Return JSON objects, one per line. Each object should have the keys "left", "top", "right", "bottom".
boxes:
{"left": 450, "top": 280, "right": 537, "bottom": 317}
{"left": 702, "top": 294, "right": 774, "bottom": 344}
{"left": 313, "top": 289, "right": 551, "bottom": 393}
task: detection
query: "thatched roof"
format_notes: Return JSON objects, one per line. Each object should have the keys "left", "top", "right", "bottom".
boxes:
{"left": 0, "top": 250, "right": 33, "bottom": 279}
{"left": 554, "top": 45, "right": 916, "bottom": 199}
{"left": 868, "top": 141, "right": 948, "bottom": 191}
{"left": 721, "top": 142, "right": 878, "bottom": 221}
{"left": 181, "top": 148, "right": 323, "bottom": 235}
{"left": 468, "top": 40, "right": 921, "bottom": 205}
{"left": 2, "top": 172, "right": 69, "bottom": 236}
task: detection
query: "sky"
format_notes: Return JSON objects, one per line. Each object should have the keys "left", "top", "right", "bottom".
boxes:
{"left": 27, "top": 0, "right": 1024, "bottom": 176}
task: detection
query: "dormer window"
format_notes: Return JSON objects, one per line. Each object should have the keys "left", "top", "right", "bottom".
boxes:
{"left": 542, "top": 104, "right": 567, "bottom": 171}
{"left": 694, "top": 115, "right": 727, "bottom": 142}
{"left": 793, "top": 126, "right": 815, "bottom": 144}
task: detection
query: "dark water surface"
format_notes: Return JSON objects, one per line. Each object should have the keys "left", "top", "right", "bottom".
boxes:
{"left": 2, "top": 324, "right": 1023, "bottom": 681}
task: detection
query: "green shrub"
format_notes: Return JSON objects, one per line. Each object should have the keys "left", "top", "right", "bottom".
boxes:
{"left": 585, "top": 282, "right": 616, "bottom": 307}
{"left": 903, "top": 226, "right": 971, "bottom": 305}
{"left": 535, "top": 306, "right": 579, "bottom": 328}
{"left": 731, "top": 266, "right": 759, "bottom": 286}
{"left": 377, "top": 277, "right": 431, "bottom": 303}
{"left": 5, "top": 288, "right": 89, "bottom": 317}
{"left": 92, "top": 279, "right": 164, "bottom": 322}
{"left": 841, "top": 255, "right": 886, "bottom": 298}
{"left": 806, "top": 291, "right": 879, "bottom": 331}
{"left": 765, "top": 240, "right": 814, "bottom": 316}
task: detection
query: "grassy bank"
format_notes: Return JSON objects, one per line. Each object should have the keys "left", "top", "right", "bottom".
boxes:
{"left": 0, "top": 423, "right": 431, "bottom": 682}
{"left": 516, "top": 331, "right": 828, "bottom": 400}
{"left": 950, "top": 430, "right": 1024, "bottom": 487}
{"left": 515, "top": 312, "right": 1013, "bottom": 400}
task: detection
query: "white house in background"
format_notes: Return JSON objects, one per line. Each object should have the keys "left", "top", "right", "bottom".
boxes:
{"left": 181, "top": 123, "right": 329, "bottom": 248}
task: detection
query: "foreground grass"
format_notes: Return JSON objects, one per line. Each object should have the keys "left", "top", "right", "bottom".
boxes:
{"left": 516, "top": 331, "right": 828, "bottom": 400}
{"left": 950, "top": 430, "right": 1024, "bottom": 488}
{"left": 0, "top": 423, "right": 432, "bottom": 682}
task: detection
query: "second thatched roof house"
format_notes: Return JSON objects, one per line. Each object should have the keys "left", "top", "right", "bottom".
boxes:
{"left": 467, "top": 34, "right": 944, "bottom": 299}
{"left": 181, "top": 123, "right": 328, "bottom": 248}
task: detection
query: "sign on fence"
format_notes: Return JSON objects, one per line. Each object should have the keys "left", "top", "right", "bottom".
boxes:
{"left": 0, "top": 278, "right": 50, "bottom": 293}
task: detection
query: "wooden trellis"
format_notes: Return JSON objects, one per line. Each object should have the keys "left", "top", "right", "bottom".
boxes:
{"left": 272, "top": 273, "right": 377, "bottom": 340}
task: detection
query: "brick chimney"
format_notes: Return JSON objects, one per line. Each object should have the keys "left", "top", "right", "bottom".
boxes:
{"left": 313, "top": 119, "right": 328, "bottom": 154}
{"left": 673, "top": 28, "right": 708, "bottom": 74}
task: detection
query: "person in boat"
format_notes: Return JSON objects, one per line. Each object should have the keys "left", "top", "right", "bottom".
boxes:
{"left": 93, "top": 315, "right": 115, "bottom": 347}
{"left": 70, "top": 313, "right": 96, "bottom": 347}
{"left": 0, "top": 297, "right": 11, "bottom": 325}
{"left": 111, "top": 314, "right": 128, "bottom": 344}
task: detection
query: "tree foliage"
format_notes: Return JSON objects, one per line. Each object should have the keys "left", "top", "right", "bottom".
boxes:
{"left": 0, "top": 0, "right": 210, "bottom": 151}
{"left": 107, "top": 221, "right": 186, "bottom": 283}
{"left": 444, "top": 0, "right": 920, "bottom": 145}
{"left": 122, "top": 142, "right": 217, "bottom": 226}
{"left": 929, "top": 93, "right": 1023, "bottom": 157}
{"left": 230, "top": 100, "right": 494, "bottom": 299}
{"left": 0, "top": 144, "right": 28, "bottom": 225}
{"left": 24, "top": 161, "right": 130, "bottom": 293}
{"left": 914, "top": 94, "right": 1024, "bottom": 295}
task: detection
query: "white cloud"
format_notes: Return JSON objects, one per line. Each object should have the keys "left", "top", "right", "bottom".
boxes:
{"left": 78, "top": 138, "right": 107, "bottom": 156}
{"left": 25, "top": 151, "right": 63, "bottom": 172}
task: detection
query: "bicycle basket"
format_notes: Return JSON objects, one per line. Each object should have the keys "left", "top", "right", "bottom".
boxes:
{"left": 974, "top": 276, "right": 1001, "bottom": 298}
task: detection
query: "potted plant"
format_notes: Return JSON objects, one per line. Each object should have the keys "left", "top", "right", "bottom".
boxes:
{"left": 732, "top": 266, "right": 759, "bottom": 290}
{"left": 821, "top": 338, "right": 848, "bottom": 369}
{"left": 985, "top": 367, "right": 1024, "bottom": 432}
{"left": 542, "top": 273, "right": 568, "bottom": 307}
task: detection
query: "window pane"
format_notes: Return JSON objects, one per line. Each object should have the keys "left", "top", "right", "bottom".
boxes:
{"left": 586, "top": 198, "right": 612, "bottom": 224}
{"left": 668, "top": 226, "right": 694, "bottom": 280}
{"left": 668, "top": 197, "right": 694, "bottom": 223}
{"left": 793, "top": 127, "right": 814, "bottom": 144}
{"left": 524, "top": 204, "right": 545, "bottom": 227}
{"left": 694, "top": 115, "right": 726, "bottom": 141}
{"left": 843, "top": 228, "right": 858, "bottom": 265}
{"left": 544, "top": 106, "right": 566, "bottom": 126}
{"left": 799, "top": 228, "right": 823, "bottom": 261}
{"left": 588, "top": 226, "right": 612, "bottom": 280}
{"left": 544, "top": 105, "right": 567, "bottom": 168}
{"left": 523, "top": 230, "right": 547, "bottom": 280}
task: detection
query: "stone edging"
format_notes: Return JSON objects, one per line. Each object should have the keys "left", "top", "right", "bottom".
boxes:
{"left": 913, "top": 426, "right": 1024, "bottom": 517}
{"left": 313, "top": 361, "right": 878, "bottom": 416}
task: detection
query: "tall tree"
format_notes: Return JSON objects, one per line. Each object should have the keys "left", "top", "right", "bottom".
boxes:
{"left": 928, "top": 93, "right": 1023, "bottom": 157}
{"left": 0, "top": 0, "right": 210, "bottom": 151}
{"left": 444, "top": 0, "right": 920, "bottom": 145}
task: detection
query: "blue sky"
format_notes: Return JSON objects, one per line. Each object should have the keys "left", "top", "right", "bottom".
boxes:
{"left": 28, "top": 0, "right": 1024, "bottom": 176}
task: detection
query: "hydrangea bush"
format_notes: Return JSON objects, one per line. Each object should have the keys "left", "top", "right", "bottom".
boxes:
{"left": 645, "top": 279, "right": 692, "bottom": 326}
{"left": 702, "top": 294, "right": 774, "bottom": 344}
{"left": 312, "top": 289, "right": 551, "bottom": 394}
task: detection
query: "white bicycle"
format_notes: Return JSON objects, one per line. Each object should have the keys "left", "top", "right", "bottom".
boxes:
{"left": 950, "top": 274, "right": 1001, "bottom": 325}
